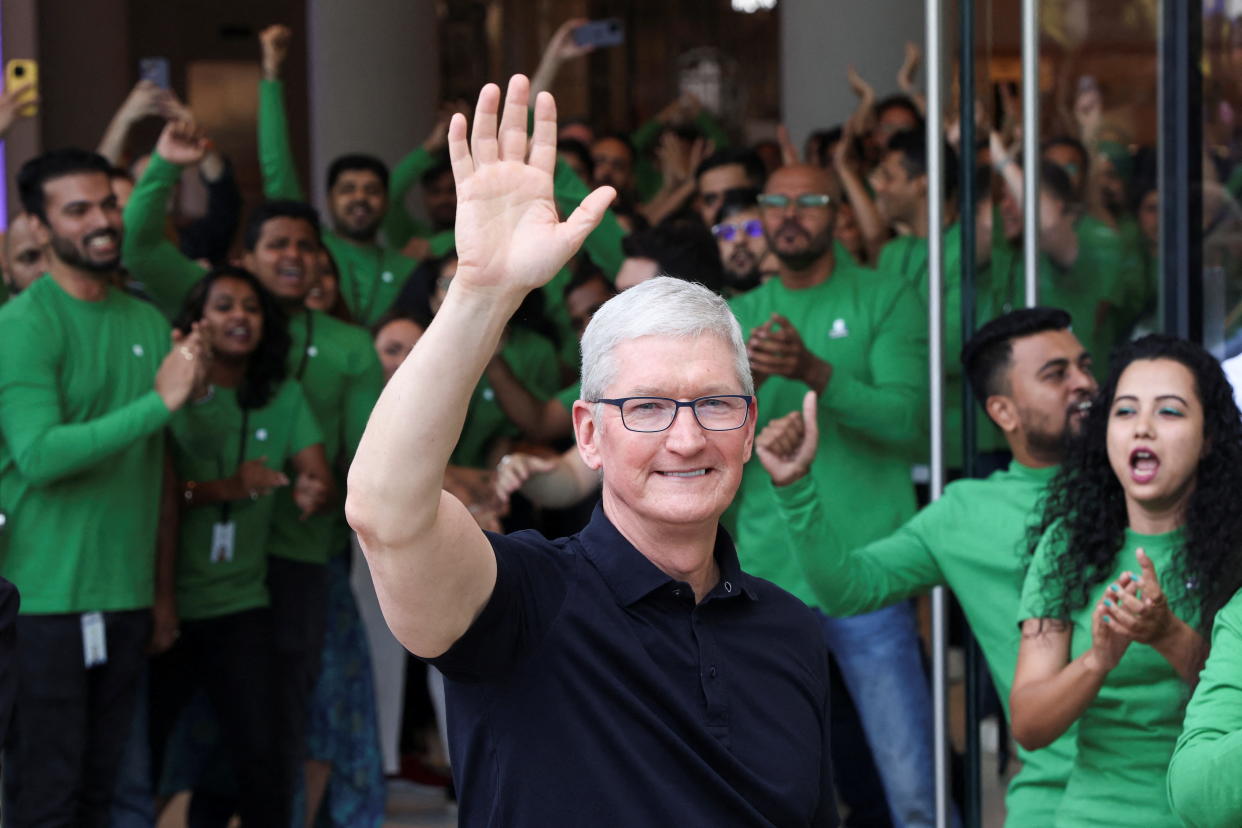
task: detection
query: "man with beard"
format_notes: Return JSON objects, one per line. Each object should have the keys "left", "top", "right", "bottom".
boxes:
{"left": 711, "top": 188, "right": 771, "bottom": 295}
{"left": 763, "top": 307, "right": 1097, "bottom": 826}
{"left": 0, "top": 148, "right": 209, "bottom": 824}
{"left": 122, "top": 120, "right": 383, "bottom": 806}
{"left": 727, "top": 163, "right": 941, "bottom": 827}
{"left": 0, "top": 212, "right": 50, "bottom": 300}
{"left": 258, "top": 25, "right": 415, "bottom": 326}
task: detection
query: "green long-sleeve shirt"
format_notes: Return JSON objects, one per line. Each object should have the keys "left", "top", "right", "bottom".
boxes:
{"left": 774, "top": 461, "right": 1074, "bottom": 825}
{"left": 725, "top": 263, "right": 928, "bottom": 604}
{"left": 121, "top": 153, "right": 384, "bottom": 563}
{"left": 258, "top": 78, "right": 416, "bottom": 327}
{"left": 1167, "top": 588, "right": 1242, "bottom": 827}
{"left": 380, "top": 144, "right": 456, "bottom": 256}
{"left": 0, "top": 276, "right": 172, "bottom": 612}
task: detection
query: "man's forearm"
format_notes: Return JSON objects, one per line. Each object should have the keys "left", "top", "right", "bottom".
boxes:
{"left": 348, "top": 286, "right": 523, "bottom": 545}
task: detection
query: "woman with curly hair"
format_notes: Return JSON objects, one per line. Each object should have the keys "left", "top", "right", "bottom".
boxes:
{"left": 149, "top": 266, "right": 333, "bottom": 824}
{"left": 1010, "top": 334, "right": 1242, "bottom": 826}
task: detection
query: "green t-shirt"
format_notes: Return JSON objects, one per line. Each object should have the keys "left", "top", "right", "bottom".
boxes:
{"left": 774, "top": 461, "right": 1074, "bottom": 824}
{"left": 122, "top": 154, "right": 385, "bottom": 565}
{"left": 258, "top": 78, "right": 417, "bottom": 327}
{"left": 726, "top": 262, "right": 928, "bottom": 605}
{"left": 876, "top": 224, "right": 967, "bottom": 467}
{"left": 169, "top": 382, "right": 322, "bottom": 620}
{"left": 0, "top": 276, "right": 173, "bottom": 612}
{"left": 1019, "top": 527, "right": 1193, "bottom": 827}
{"left": 451, "top": 327, "right": 560, "bottom": 469}
{"left": 1167, "top": 588, "right": 1242, "bottom": 827}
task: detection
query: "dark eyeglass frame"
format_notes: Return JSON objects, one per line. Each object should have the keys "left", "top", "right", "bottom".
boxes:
{"left": 591, "top": 395, "right": 755, "bottom": 433}
{"left": 711, "top": 218, "right": 765, "bottom": 241}
{"left": 756, "top": 193, "right": 833, "bottom": 211}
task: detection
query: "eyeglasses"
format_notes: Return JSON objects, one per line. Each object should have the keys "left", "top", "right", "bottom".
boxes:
{"left": 756, "top": 193, "right": 832, "bottom": 212}
{"left": 592, "top": 395, "right": 753, "bottom": 433}
{"left": 711, "top": 219, "right": 764, "bottom": 242}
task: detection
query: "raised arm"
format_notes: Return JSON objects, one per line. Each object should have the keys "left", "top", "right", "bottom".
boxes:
{"left": 97, "top": 80, "right": 170, "bottom": 165}
{"left": 120, "top": 120, "right": 211, "bottom": 317}
{"left": 346, "top": 76, "right": 614, "bottom": 658}
{"left": 383, "top": 103, "right": 461, "bottom": 251}
{"left": 529, "top": 18, "right": 595, "bottom": 101}
{"left": 257, "top": 24, "right": 305, "bottom": 201}
{"left": 760, "top": 392, "right": 945, "bottom": 614}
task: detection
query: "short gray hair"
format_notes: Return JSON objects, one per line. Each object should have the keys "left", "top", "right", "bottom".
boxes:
{"left": 580, "top": 276, "right": 753, "bottom": 402}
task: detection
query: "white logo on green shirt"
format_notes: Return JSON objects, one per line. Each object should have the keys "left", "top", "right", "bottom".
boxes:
{"left": 132, "top": 344, "right": 144, "bottom": 357}
{"left": 829, "top": 319, "right": 850, "bottom": 339}
{"left": 255, "top": 428, "right": 269, "bottom": 442}
{"left": 381, "top": 271, "right": 394, "bottom": 283}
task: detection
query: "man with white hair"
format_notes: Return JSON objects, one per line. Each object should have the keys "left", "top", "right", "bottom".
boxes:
{"left": 347, "top": 76, "right": 837, "bottom": 827}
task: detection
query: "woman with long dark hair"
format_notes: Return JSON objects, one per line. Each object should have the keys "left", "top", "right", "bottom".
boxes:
{"left": 151, "top": 265, "right": 333, "bottom": 824}
{"left": 1010, "top": 334, "right": 1242, "bottom": 826}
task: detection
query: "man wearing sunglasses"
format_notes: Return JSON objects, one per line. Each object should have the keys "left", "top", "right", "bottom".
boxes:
{"left": 348, "top": 77, "right": 837, "bottom": 827}
{"left": 710, "top": 187, "right": 770, "bottom": 294}
{"left": 728, "top": 162, "right": 939, "bottom": 826}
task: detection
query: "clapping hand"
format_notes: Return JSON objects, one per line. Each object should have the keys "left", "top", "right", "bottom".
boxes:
{"left": 1100, "top": 548, "right": 1176, "bottom": 646}
{"left": 447, "top": 75, "right": 614, "bottom": 302}
{"left": 747, "top": 313, "right": 828, "bottom": 389}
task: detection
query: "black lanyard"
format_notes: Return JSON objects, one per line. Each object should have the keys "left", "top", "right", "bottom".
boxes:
{"left": 295, "top": 310, "right": 315, "bottom": 380}
{"left": 218, "top": 409, "right": 250, "bottom": 524}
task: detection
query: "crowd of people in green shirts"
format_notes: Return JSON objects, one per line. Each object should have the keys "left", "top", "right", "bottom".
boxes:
{"left": 1, "top": 14, "right": 1242, "bottom": 828}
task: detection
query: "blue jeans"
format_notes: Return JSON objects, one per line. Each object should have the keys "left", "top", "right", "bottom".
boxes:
{"left": 110, "top": 667, "right": 155, "bottom": 828}
{"left": 815, "top": 603, "right": 949, "bottom": 828}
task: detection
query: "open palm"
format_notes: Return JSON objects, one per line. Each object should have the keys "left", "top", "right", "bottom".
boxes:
{"left": 448, "top": 76, "right": 615, "bottom": 298}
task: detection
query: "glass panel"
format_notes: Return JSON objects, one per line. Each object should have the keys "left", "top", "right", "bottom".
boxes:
{"left": 1202, "top": 2, "right": 1242, "bottom": 357}
{"left": 982, "top": 0, "right": 1160, "bottom": 373}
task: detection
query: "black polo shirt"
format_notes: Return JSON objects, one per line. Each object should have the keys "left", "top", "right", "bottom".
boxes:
{"left": 429, "top": 503, "right": 837, "bottom": 827}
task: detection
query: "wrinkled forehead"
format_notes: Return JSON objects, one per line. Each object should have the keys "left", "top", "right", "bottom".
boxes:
{"left": 605, "top": 333, "right": 742, "bottom": 390}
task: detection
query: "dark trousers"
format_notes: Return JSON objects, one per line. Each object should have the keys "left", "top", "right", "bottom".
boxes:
{"left": 3, "top": 609, "right": 149, "bottom": 828}
{"left": 0, "top": 578, "right": 20, "bottom": 753}
{"left": 267, "top": 556, "right": 329, "bottom": 784}
{"left": 149, "top": 607, "right": 288, "bottom": 827}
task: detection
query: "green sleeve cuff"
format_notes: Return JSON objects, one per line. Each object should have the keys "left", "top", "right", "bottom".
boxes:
{"left": 147, "top": 152, "right": 184, "bottom": 185}
{"left": 772, "top": 471, "right": 818, "bottom": 509}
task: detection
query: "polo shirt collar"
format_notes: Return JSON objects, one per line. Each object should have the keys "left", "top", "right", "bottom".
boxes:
{"left": 577, "top": 502, "right": 759, "bottom": 606}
